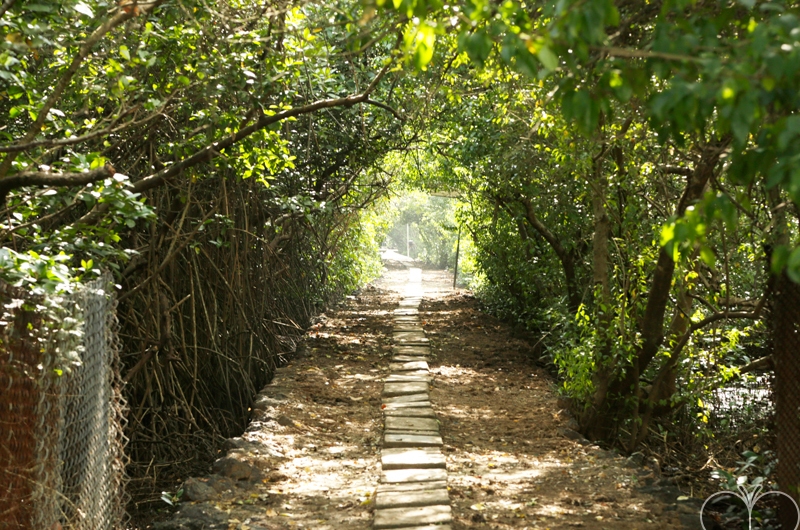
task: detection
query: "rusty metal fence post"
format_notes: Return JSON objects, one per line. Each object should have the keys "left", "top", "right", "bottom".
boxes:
{"left": 0, "top": 274, "right": 128, "bottom": 529}
{"left": 774, "top": 274, "right": 800, "bottom": 528}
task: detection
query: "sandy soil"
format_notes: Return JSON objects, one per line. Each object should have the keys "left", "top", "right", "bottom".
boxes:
{"left": 150, "top": 268, "right": 693, "bottom": 530}
{"left": 419, "top": 290, "right": 685, "bottom": 530}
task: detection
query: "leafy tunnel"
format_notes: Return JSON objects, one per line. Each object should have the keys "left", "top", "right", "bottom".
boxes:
{"left": 0, "top": 0, "right": 798, "bottom": 521}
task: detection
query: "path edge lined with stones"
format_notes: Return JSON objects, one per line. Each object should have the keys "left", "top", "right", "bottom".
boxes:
{"left": 373, "top": 284, "right": 452, "bottom": 530}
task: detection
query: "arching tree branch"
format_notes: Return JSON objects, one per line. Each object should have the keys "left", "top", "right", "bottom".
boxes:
{"left": 0, "top": 164, "right": 115, "bottom": 203}
{"left": 76, "top": 61, "right": 394, "bottom": 225}
{"left": 0, "top": 1, "right": 164, "bottom": 180}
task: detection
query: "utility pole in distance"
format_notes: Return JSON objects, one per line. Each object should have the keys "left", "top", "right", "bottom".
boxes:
{"left": 453, "top": 227, "right": 461, "bottom": 289}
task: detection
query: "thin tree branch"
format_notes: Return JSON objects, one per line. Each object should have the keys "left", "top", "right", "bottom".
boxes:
{"left": 129, "top": 63, "right": 392, "bottom": 197}
{"left": 0, "top": 0, "right": 16, "bottom": 19}
{"left": 739, "top": 355, "right": 773, "bottom": 374}
{"left": 117, "top": 202, "right": 219, "bottom": 304}
{"left": 595, "top": 46, "right": 704, "bottom": 63}
{"left": 0, "top": 94, "right": 178, "bottom": 153}
{"left": 77, "top": 60, "right": 395, "bottom": 225}
{"left": 364, "top": 98, "right": 404, "bottom": 121}
{"left": 0, "top": 201, "right": 78, "bottom": 241}
{"left": 670, "top": 298, "right": 767, "bottom": 361}
{"left": 0, "top": 1, "right": 164, "bottom": 179}
{"left": 0, "top": 163, "right": 115, "bottom": 201}
{"left": 663, "top": 165, "right": 694, "bottom": 176}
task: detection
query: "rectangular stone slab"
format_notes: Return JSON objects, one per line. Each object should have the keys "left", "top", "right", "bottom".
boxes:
{"left": 382, "top": 447, "right": 442, "bottom": 457}
{"left": 382, "top": 400, "right": 432, "bottom": 409}
{"left": 383, "top": 407, "right": 435, "bottom": 418}
{"left": 394, "top": 331, "right": 427, "bottom": 341}
{"left": 393, "top": 343, "right": 430, "bottom": 350}
{"left": 381, "top": 448, "right": 446, "bottom": 470}
{"left": 394, "top": 331, "right": 427, "bottom": 339}
{"left": 385, "top": 430, "right": 440, "bottom": 437}
{"left": 377, "top": 481, "right": 447, "bottom": 493}
{"left": 383, "top": 382, "right": 428, "bottom": 397}
{"left": 382, "top": 393, "right": 429, "bottom": 404}
{"left": 393, "top": 345, "right": 430, "bottom": 354}
{"left": 394, "top": 325, "right": 424, "bottom": 332}
{"left": 382, "top": 468, "right": 448, "bottom": 484}
{"left": 375, "top": 488, "right": 450, "bottom": 509}
{"left": 392, "top": 355, "right": 429, "bottom": 362}
{"left": 386, "top": 374, "right": 430, "bottom": 383}
{"left": 390, "top": 369, "right": 429, "bottom": 376}
{"left": 399, "top": 298, "right": 422, "bottom": 305}
{"left": 393, "top": 309, "right": 419, "bottom": 315}
{"left": 386, "top": 416, "right": 439, "bottom": 432}
{"left": 380, "top": 526, "right": 451, "bottom": 530}
{"left": 373, "top": 504, "right": 452, "bottom": 529}
{"left": 389, "top": 361, "right": 429, "bottom": 372}
{"left": 384, "top": 433, "right": 443, "bottom": 448}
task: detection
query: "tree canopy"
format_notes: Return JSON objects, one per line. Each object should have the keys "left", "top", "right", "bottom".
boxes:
{"left": 1, "top": 0, "right": 798, "bottom": 500}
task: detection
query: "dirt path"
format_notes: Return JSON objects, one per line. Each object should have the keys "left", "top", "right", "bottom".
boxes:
{"left": 151, "top": 269, "right": 698, "bottom": 530}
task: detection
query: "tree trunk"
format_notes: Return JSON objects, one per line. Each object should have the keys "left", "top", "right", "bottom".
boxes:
{"left": 591, "top": 150, "right": 613, "bottom": 335}
{"left": 627, "top": 274, "right": 693, "bottom": 449}
{"left": 581, "top": 152, "right": 616, "bottom": 433}
{"left": 581, "top": 140, "right": 726, "bottom": 441}
{"left": 520, "top": 198, "right": 581, "bottom": 314}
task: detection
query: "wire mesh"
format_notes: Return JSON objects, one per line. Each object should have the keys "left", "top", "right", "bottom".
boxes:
{"left": 774, "top": 274, "right": 800, "bottom": 528}
{"left": 0, "top": 281, "right": 44, "bottom": 528}
{"left": 705, "top": 373, "right": 773, "bottom": 434}
{"left": 0, "top": 274, "right": 127, "bottom": 529}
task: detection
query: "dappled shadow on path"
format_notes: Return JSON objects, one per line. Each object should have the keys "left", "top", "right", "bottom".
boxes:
{"left": 421, "top": 294, "right": 688, "bottom": 530}
{"left": 147, "top": 269, "right": 691, "bottom": 530}
{"left": 141, "top": 285, "right": 398, "bottom": 530}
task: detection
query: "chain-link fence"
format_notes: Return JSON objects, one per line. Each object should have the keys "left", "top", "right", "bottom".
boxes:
{"left": 0, "top": 274, "right": 127, "bottom": 529}
{"left": 773, "top": 274, "right": 800, "bottom": 528}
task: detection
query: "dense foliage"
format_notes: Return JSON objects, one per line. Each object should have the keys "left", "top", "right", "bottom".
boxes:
{"left": 0, "top": 0, "right": 414, "bottom": 490}
{"left": 374, "top": 0, "right": 793, "bottom": 476}
{"left": 2, "top": 0, "right": 798, "bottom": 507}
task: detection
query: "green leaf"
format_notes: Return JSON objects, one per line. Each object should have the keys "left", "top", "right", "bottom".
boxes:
{"left": 74, "top": 2, "right": 94, "bottom": 17}
{"left": 461, "top": 30, "right": 493, "bottom": 66}
{"left": 699, "top": 246, "right": 716, "bottom": 268}
{"left": 27, "top": 3, "right": 56, "bottom": 12}
{"left": 407, "top": 23, "right": 436, "bottom": 70}
{"left": 660, "top": 223, "right": 675, "bottom": 247}
{"left": 177, "top": 75, "right": 191, "bottom": 86}
{"left": 787, "top": 247, "right": 800, "bottom": 283}
{"left": 567, "top": 89, "right": 600, "bottom": 134}
{"left": 119, "top": 45, "right": 130, "bottom": 61}
{"left": 536, "top": 46, "right": 558, "bottom": 71}
{"left": 777, "top": 116, "right": 800, "bottom": 150}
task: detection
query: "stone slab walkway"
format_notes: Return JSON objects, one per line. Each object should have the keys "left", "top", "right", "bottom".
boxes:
{"left": 373, "top": 269, "right": 452, "bottom": 530}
